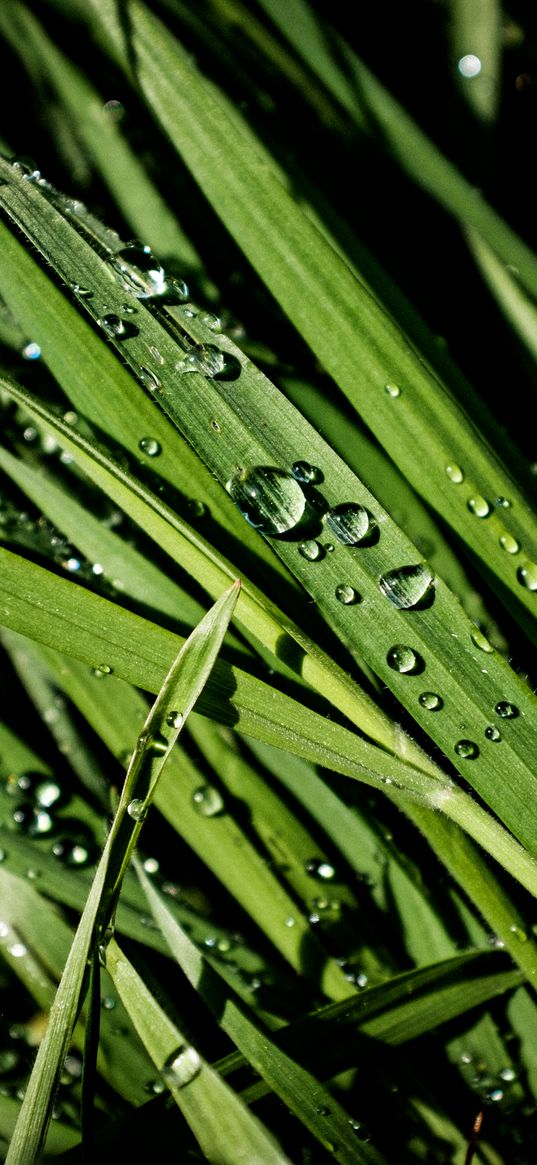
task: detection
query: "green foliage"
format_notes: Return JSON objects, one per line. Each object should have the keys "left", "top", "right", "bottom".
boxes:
{"left": 0, "top": 2, "right": 537, "bottom": 1161}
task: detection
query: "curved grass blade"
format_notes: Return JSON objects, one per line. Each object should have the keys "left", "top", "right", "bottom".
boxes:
{"left": 105, "top": 938, "right": 293, "bottom": 1165}
{"left": 4, "top": 581, "right": 238, "bottom": 1164}
{"left": 135, "top": 859, "right": 388, "bottom": 1165}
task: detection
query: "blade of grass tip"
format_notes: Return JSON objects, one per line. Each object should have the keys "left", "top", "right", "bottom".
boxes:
{"left": 135, "top": 859, "right": 388, "bottom": 1165}
{"left": 104, "top": 938, "right": 293, "bottom": 1165}
{"left": 4, "top": 582, "right": 238, "bottom": 1165}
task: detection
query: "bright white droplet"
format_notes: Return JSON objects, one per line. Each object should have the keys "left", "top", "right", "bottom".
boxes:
{"left": 458, "top": 54, "right": 482, "bottom": 78}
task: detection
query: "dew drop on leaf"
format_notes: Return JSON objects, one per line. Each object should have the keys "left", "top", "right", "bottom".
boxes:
{"left": 467, "top": 496, "right": 491, "bottom": 518}
{"left": 470, "top": 626, "right": 494, "bottom": 653}
{"left": 21, "top": 342, "right": 41, "bottom": 360}
{"left": 165, "top": 711, "right": 183, "bottom": 730}
{"left": 226, "top": 466, "right": 306, "bottom": 535}
{"left": 109, "top": 242, "right": 168, "bottom": 299}
{"left": 138, "top": 366, "right": 161, "bottom": 393}
{"left": 485, "top": 725, "right": 502, "bottom": 741}
{"left": 161, "top": 1046, "right": 202, "bottom": 1090}
{"left": 325, "top": 502, "right": 374, "bottom": 545}
{"left": 291, "top": 461, "right": 323, "bottom": 484}
{"left": 454, "top": 739, "right": 479, "bottom": 759}
{"left": 384, "top": 383, "right": 401, "bottom": 398}
{"left": 386, "top": 645, "right": 424, "bottom": 674}
{"left": 305, "top": 858, "right": 336, "bottom": 880}
{"left": 299, "top": 539, "right": 324, "bottom": 561}
{"left": 495, "top": 701, "right": 519, "bottom": 719}
{"left": 418, "top": 691, "right": 443, "bottom": 711}
{"left": 138, "top": 437, "right": 161, "bottom": 457}
{"left": 192, "top": 785, "right": 225, "bottom": 816}
{"left": 175, "top": 344, "right": 240, "bottom": 380}
{"left": 499, "top": 533, "right": 520, "bottom": 554}
{"left": 445, "top": 463, "right": 464, "bottom": 483}
{"left": 517, "top": 562, "right": 537, "bottom": 591}
{"left": 379, "top": 563, "right": 434, "bottom": 609}
{"left": 335, "top": 584, "right": 359, "bottom": 604}
{"left": 127, "top": 799, "right": 146, "bottom": 821}
{"left": 97, "top": 313, "right": 127, "bottom": 339}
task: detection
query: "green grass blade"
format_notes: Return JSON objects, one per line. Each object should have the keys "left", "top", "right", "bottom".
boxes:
{"left": 105, "top": 938, "right": 293, "bottom": 1165}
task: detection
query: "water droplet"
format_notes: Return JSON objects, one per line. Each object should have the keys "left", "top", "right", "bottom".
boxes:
{"left": 470, "top": 626, "right": 494, "bottom": 653}
{"left": 143, "top": 856, "right": 160, "bottom": 874}
{"left": 454, "top": 739, "right": 480, "bottom": 759}
{"left": 418, "top": 691, "right": 443, "bottom": 711}
{"left": 517, "top": 562, "right": 537, "bottom": 590}
{"left": 175, "top": 344, "right": 240, "bottom": 380}
{"left": 291, "top": 461, "right": 323, "bottom": 484}
{"left": 138, "top": 437, "right": 161, "bottom": 457}
{"left": 386, "top": 645, "right": 424, "bottom": 674}
{"left": 169, "top": 277, "right": 189, "bottom": 301}
{"left": 499, "top": 533, "right": 520, "bottom": 554}
{"left": 485, "top": 725, "right": 502, "bottom": 742}
{"left": 458, "top": 54, "right": 482, "bottom": 77}
{"left": 101, "top": 996, "right": 116, "bottom": 1010}
{"left": 384, "top": 383, "right": 401, "bottom": 398}
{"left": 325, "top": 502, "right": 374, "bottom": 545}
{"left": 378, "top": 563, "right": 434, "bottom": 609}
{"left": 305, "top": 859, "right": 336, "bottom": 880}
{"left": 226, "top": 466, "right": 306, "bottom": 535}
{"left": 509, "top": 924, "right": 528, "bottom": 942}
{"left": 467, "top": 496, "right": 492, "bottom": 518}
{"left": 70, "top": 282, "right": 92, "bottom": 298}
{"left": 198, "top": 311, "right": 222, "bottom": 332}
{"left": 284, "top": 916, "right": 296, "bottom": 928}
{"left": 165, "top": 711, "right": 183, "bottom": 730}
{"left": 11, "top": 157, "right": 41, "bottom": 180}
{"left": 192, "top": 785, "right": 225, "bottom": 816}
{"left": 499, "top": 1067, "right": 516, "bottom": 1082}
{"left": 21, "top": 342, "right": 41, "bottom": 361}
{"left": 495, "top": 701, "right": 519, "bottom": 719}
{"left": 127, "top": 799, "right": 146, "bottom": 821}
{"left": 35, "top": 780, "right": 62, "bottom": 808}
{"left": 92, "top": 663, "right": 113, "bottom": 677}
{"left": 335, "top": 584, "right": 359, "bottom": 604}
{"left": 316, "top": 1106, "right": 330, "bottom": 1116}
{"left": 299, "top": 540, "right": 324, "bottom": 561}
{"left": 97, "top": 313, "right": 128, "bottom": 339}
{"left": 445, "top": 463, "right": 464, "bottom": 483}
{"left": 187, "top": 498, "right": 207, "bottom": 519}
{"left": 8, "top": 942, "right": 28, "bottom": 959}
{"left": 138, "top": 366, "right": 161, "bottom": 393}
{"left": 161, "top": 1045, "right": 203, "bottom": 1089}
{"left": 109, "top": 242, "right": 168, "bottom": 299}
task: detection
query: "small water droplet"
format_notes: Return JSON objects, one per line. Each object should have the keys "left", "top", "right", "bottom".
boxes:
{"left": 378, "top": 563, "right": 434, "bottom": 609}
{"left": 458, "top": 54, "right": 482, "bottom": 77}
{"left": 298, "top": 539, "right": 324, "bottom": 561}
{"left": 187, "top": 498, "right": 207, "bottom": 519}
{"left": 127, "top": 798, "right": 146, "bottom": 822}
{"left": 8, "top": 942, "right": 28, "bottom": 959}
{"left": 92, "top": 663, "right": 113, "bottom": 677}
{"left": 143, "top": 856, "right": 160, "bottom": 874}
{"left": 335, "top": 584, "right": 359, "bottom": 604}
{"left": 384, "top": 383, "right": 401, "bottom": 398}
{"left": 386, "top": 645, "right": 424, "bottom": 674}
{"left": 470, "top": 626, "right": 494, "bottom": 653}
{"left": 291, "top": 461, "right": 323, "bottom": 484}
{"left": 161, "top": 1045, "right": 203, "bottom": 1089}
{"left": 198, "top": 310, "right": 222, "bottom": 332}
{"left": 192, "top": 785, "right": 225, "bottom": 816}
{"left": 138, "top": 437, "right": 161, "bottom": 457}
{"left": 467, "top": 496, "right": 492, "bottom": 518}
{"left": 70, "top": 283, "right": 92, "bottom": 298}
{"left": 418, "top": 691, "right": 443, "bottom": 711}
{"left": 509, "top": 924, "right": 528, "bottom": 942}
{"left": 284, "top": 916, "right": 296, "bottom": 928}
{"left": 499, "top": 1067, "right": 516, "bottom": 1082}
{"left": 485, "top": 725, "right": 502, "bottom": 741}
{"left": 495, "top": 701, "right": 519, "bottom": 719}
{"left": 517, "top": 561, "right": 537, "bottom": 591}
{"left": 35, "top": 780, "right": 62, "bottom": 808}
{"left": 226, "top": 466, "right": 306, "bottom": 535}
{"left": 325, "top": 502, "right": 375, "bottom": 545}
{"left": 97, "top": 313, "right": 128, "bottom": 339}
{"left": 445, "top": 463, "right": 464, "bottom": 483}
{"left": 103, "top": 98, "right": 125, "bottom": 121}
{"left": 165, "top": 711, "right": 183, "bottom": 730}
{"left": 305, "top": 859, "right": 336, "bottom": 880}
{"left": 175, "top": 344, "right": 240, "bottom": 380}
{"left": 499, "top": 533, "right": 520, "bottom": 554}
{"left": 21, "top": 341, "right": 41, "bottom": 361}
{"left": 12, "top": 156, "right": 41, "bottom": 180}
{"left": 454, "top": 739, "right": 479, "bottom": 759}
{"left": 109, "top": 242, "right": 168, "bottom": 299}
{"left": 138, "top": 366, "right": 161, "bottom": 393}
{"left": 101, "top": 996, "right": 116, "bottom": 1011}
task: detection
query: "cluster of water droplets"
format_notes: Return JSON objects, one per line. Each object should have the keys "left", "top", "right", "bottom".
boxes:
{"left": 444, "top": 462, "right": 537, "bottom": 590}
{"left": 0, "top": 767, "right": 97, "bottom": 868}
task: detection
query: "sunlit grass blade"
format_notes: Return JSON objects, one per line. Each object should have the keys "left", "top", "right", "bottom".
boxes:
{"left": 466, "top": 226, "right": 537, "bottom": 366}
{"left": 135, "top": 859, "right": 388, "bottom": 1165}
{"left": 105, "top": 938, "right": 293, "bottom": 1164}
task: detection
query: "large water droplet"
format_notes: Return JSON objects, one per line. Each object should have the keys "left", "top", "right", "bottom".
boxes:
{"left": 291, "top": 461, "right": 323, "bottom": 484}
{"left": 109, "top": 243, "right": 168, "bottom": 299}
{"left": 445, "top": 463, "right": 464, "bottom": 484}
{"left": 517, "top": 562, "right": 537, "bottom": 590}
{"left": 418, "top": 691, "right": 443, "bottom": 711}
{"left": 386, "top": 645, "right": 424, "bottom": 674}
{"left": 458, "top": 53, "right": 482, "bottom": 77}
{"left": 226, "top": 467, "right": 306, "bottom": 535}
{"left": 335, "top": 584, "right": 359, "bottom": 605}
{"left": 162, "top": 1046, "right": 202, "bottom": 1090}
{"left": 127, "top": 798, "right": 146, "bottom": 821}
{"left": 299, "top": 539, "right": 324, "bottom": 561}
{"left": 325, "top": 503, "right": 374, "bottom": 545}
{"left": 454, "top": 739, "right": 479, "bottom": 759}
{"left": 192, "top": 785, "right": 225, "bottom": 816}
{"left": 495, "top": 701, "right": 519, "bottom": 719}
{"left": 378, "top": 563, "right": 434, "bottom": 609}
{"left": 165, "top": 711, "right": 183, "bottom": 730}
{"left": 499, "top": 533, "right": 520, "bottom": 554}
{"left": 138, "top": 437, "right": 161, "bottom": 457}
{"left": 467, "top": 496, "right": 491, "bottom": 518}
